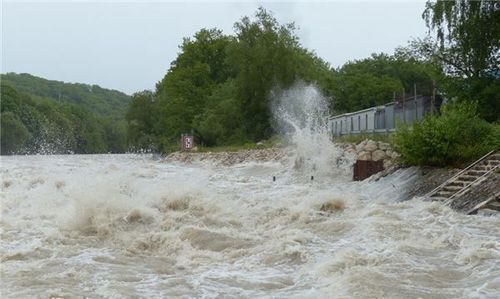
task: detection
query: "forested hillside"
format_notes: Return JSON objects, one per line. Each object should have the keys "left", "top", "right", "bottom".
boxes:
{"left": 1, "top": 73, "right": 130, "bottom": 119}
{"left": 0, "top": 78, "right": 128, "bottom": 154}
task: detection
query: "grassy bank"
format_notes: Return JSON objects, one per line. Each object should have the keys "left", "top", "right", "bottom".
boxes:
{"left": 332, "top": 133, "right": 392, "bottom": 145}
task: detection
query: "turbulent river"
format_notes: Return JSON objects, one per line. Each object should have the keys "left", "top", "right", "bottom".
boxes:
{"left": 1, "top": 153, "right": 499, "bottom": 298}
{"left": 1, "top": 84, "right": 499, "bottom": 298}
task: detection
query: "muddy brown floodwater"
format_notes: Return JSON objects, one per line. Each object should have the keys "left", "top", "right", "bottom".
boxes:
{"left": 1, "top": 154, "right": 499, "bottom": 298}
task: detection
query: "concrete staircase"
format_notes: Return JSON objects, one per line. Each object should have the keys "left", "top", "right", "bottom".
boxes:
{"left": 426, "top": 151, "right": 500, "bottom": 207}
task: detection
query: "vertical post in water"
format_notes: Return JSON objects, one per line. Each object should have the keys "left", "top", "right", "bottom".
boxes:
{"left": 393, "top": 91, "right": 396, "bottom": 129}
{"left": 414, "top": 83, "right": 418, "bottom": 122}
{"left": 431, "top": 80, "right": 436, "bottom": 115}
{"left": 402, "top": 88, "right": 406, "bottom": 124}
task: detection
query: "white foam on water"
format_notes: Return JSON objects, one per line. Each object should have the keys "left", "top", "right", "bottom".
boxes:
{"left": 1, "top": 153, "right": 499, "bottom": 298}
{"left": 0, "top": 82, "right": 498, "bottom": 299}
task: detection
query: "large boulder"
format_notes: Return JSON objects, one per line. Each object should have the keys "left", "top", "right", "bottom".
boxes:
{"left": 364, "top": 140, "right": 378, "bottom": 152}
{"left": 372, "top": 149, "right": 387, "bottom": 161}
{"left": 355, "top": 140, "right": 368, "bottom": 152}
{"left": 378, "top": 142, "right": 391, "bottom": 151}
{"left": 358, "top": 151, "right": 372, "bottom": 160}
{"left": 383, "top": 159, "right": 393, "bottom": 169}
{"left": 386, "top": 149, "right": 400, "bottom": 159}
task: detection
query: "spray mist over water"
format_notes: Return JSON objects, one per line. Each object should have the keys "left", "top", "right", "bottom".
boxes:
{"left": 271, "top": 82, "right": 353, "bottom": 176}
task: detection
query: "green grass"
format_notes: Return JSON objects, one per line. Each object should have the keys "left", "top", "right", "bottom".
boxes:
{"left": 332, "top": 133, "right": 393, "bottom": 144}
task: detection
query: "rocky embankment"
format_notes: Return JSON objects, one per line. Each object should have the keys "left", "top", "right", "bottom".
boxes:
{"left": 164, "top": 139, "right": 400, "bottom": 170}
{"left": 337, "top": 139, "right": 400, "bottom": 170}
{"left": 165, "top": 148, "right": 286, "bottom": 166}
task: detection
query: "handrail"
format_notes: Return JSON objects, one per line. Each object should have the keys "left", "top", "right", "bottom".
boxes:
{"left": 444, "top": 163, "right": 499, "bottom": 205}
{"left": 425, "top": 150, "right": 496, "bottom": 198}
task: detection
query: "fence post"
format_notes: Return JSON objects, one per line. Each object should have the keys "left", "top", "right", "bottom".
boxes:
{"left": 431, "top": 80, "right": 436, "bottom": 115}
{"left": 402, "top": 89, "right": 406, "bottom": 124}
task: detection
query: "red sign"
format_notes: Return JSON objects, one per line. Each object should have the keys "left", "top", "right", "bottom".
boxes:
{"left": 181, "top": 135, "right": 194, "bottom": 150}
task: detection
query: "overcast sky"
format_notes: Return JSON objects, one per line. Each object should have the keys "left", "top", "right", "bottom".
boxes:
{"left": 2, "top": 0, "right": 429, "bottom": 95}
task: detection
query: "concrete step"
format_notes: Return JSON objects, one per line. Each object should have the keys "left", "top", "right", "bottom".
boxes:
{"left": 490, "top": 154, "right": 500, "bottom": 160}
{"left": 475, "top": 165, "right": 496, "bottom": 171}
{"left": 466, "top": 170, "right": 488, "bottom": 176}
{"left": 459, "top": 175, "right": 478, "bottom": 182}
{"left": 452, "top": 180, "right": 470, "bottom": 186}
{"left": 448, "top": 180, "right": 467, "bottom": 187}
{"left": 442, "top": 185, "right": 463, "bottom": 191}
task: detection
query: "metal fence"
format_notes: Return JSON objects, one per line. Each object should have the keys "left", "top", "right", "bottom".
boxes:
{"left": 329, "top": 96, "right": 436, "bottom": 136}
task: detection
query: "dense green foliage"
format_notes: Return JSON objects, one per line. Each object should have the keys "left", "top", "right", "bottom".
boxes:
{"left": 127, "top": 9, "right": 336, "bottom": 151}
{"left": 1, "top": 82, "right": 127, "bottom": 154}
{"left": 419, "top": 0, "right": 500, "bottom": 121}
{"left": 3, "top": 4, "right": 496, "bottom": 160}
{"left": 126, "top": 8, "right": 436, "bottom": 152}
{"left": 393, "top": 101, "right": 499, "bottom": 166}
{"left": 1, "top": 73, "right": 130, "bottom": 119}
{"left": 390, "top": 1, "right": 500, "bottom": 167}
{"left": 331, "top": 53, "right": 437, "bottom": 112}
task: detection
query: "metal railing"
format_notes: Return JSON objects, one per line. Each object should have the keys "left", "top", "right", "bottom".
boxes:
{"left": 425, "top": 150, "right": 496, "bottom": 198}
{"left": 444, "top": 162, "right": 499, "bottom": 204}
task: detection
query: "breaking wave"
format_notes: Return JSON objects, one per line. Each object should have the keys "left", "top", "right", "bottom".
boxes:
{"left": 1, "top": 154, "right": 499, "bottom": 298}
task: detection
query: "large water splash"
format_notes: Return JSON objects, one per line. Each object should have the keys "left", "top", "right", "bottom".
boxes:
{"left": 271, "top": 82, "right": 353, "bottom": 177}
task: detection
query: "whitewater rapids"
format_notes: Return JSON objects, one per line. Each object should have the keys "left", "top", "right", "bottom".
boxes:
{"left": 1, "top": 154, "right": 499, "bottom": 298}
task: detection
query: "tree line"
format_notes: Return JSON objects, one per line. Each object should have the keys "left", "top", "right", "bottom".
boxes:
{"left": 1, "top": 74, "right": 129, "bottom": 154}
{"left": 2, "top": 1, "right": 498, "bottom": 155}
{"left": 126, "top": 7, "right": 445, "bottom": 152}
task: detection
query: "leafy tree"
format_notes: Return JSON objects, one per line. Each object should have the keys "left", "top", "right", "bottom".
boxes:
{"left": 1, "top": 112, "right": 31, "bottom": 154}
{"left": 193, "top": 80, "right": 244, "bottom": 146}
{"left": 126, "top": 90, "right": 158, "bottom": 151}
{"left": 330, "top": 53, "right": 436, "bottom": 113}
{"left": 228, "top": 7, "right": 303, "bottom": 141}
{"left": 393, "top": 101, "right": 499, "bottom": 166}
{"left": 422, "top": 0, "right": 500, "bottom": 121}
{"left": 153, "top": 29, "right": 233, "bottom": 148}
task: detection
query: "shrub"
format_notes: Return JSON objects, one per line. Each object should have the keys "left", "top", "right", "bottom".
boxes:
{"left": 393, "top": 101, "right": 499, "bottom": 167}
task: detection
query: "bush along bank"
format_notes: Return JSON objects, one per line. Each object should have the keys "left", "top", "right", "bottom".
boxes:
{"left": 392, "top": 101, "right": 499, "bottom": 167}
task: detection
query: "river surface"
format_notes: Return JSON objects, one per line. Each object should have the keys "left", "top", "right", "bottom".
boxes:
{"left": 1, "top": 154, "right": 499, "bottom": 298}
